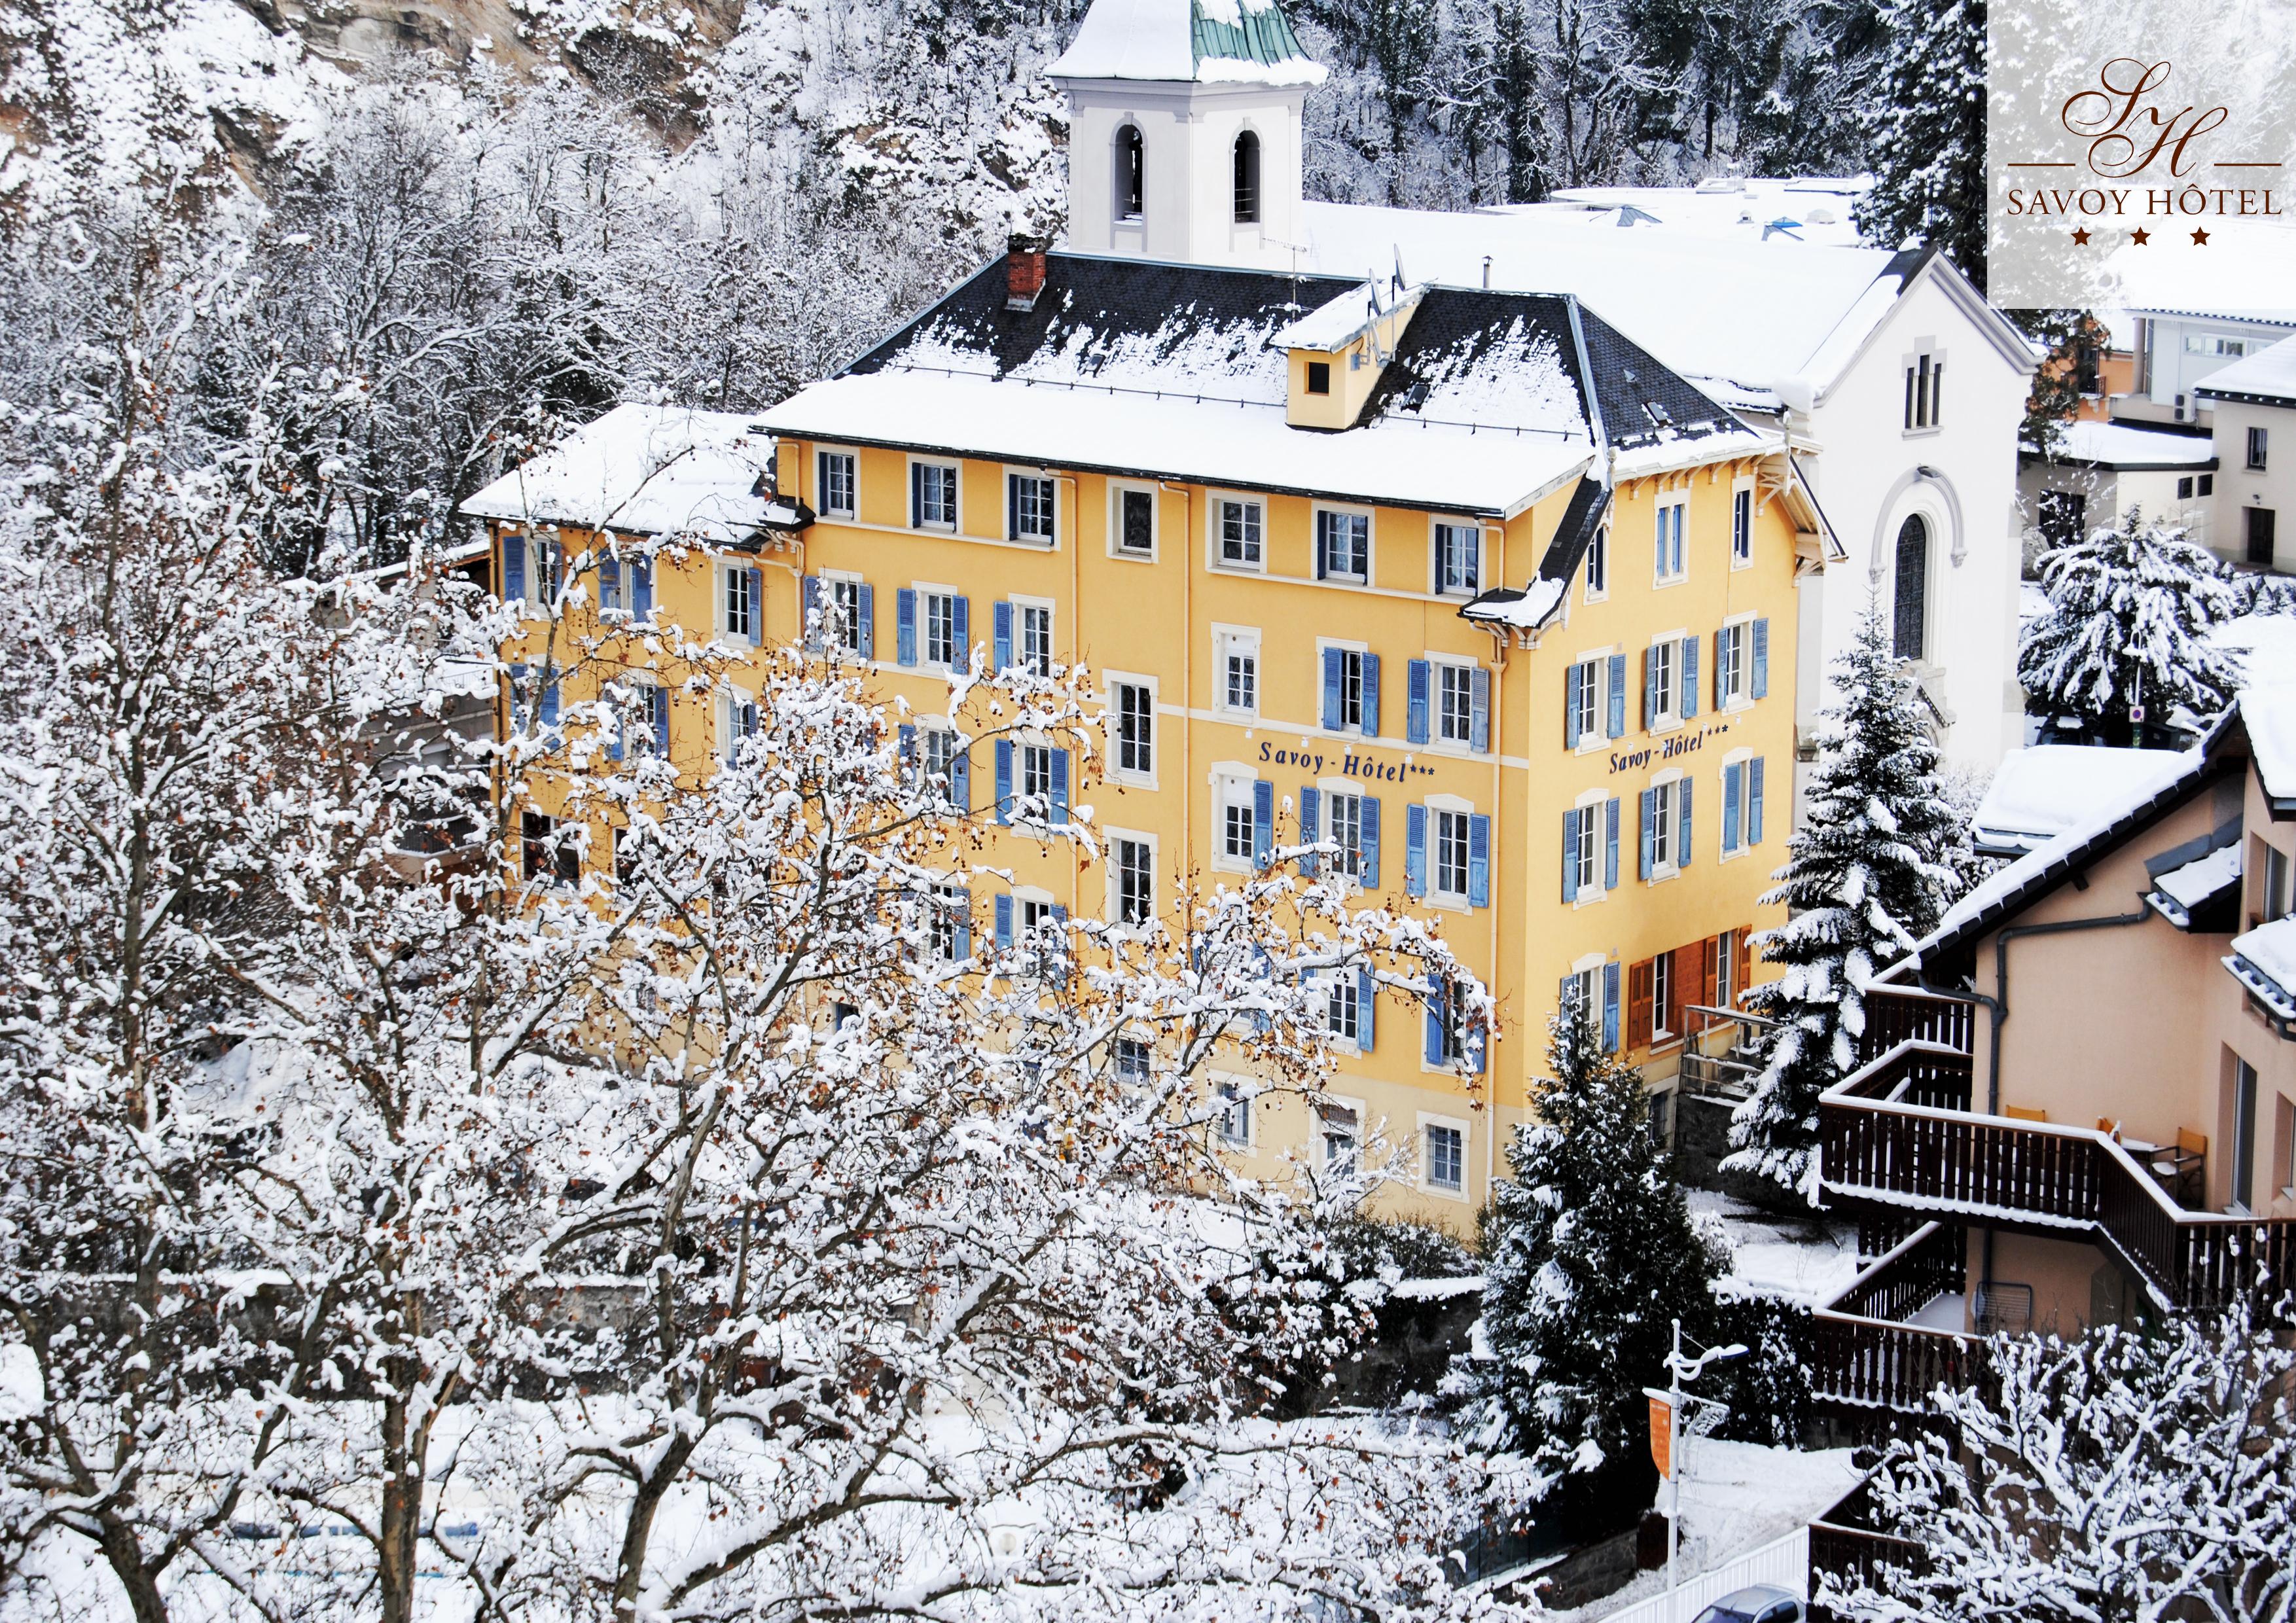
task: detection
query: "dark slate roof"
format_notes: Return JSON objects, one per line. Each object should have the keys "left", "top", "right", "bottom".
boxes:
{"left": 1533, "top": 475, "right": 1611, "bottom": 586}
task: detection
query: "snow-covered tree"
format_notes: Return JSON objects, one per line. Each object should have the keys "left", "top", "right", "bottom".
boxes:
{"left": 2020, "top": 509, "right": 2246, "bottom": 748}
{"left": 1456, "top": 992, "right": 1725, "bottom": 1535}
{"left": 1727, "top": 596, "right": 1961, "bottom": 1192}
{"left": 1821, "top": 1304, "right": 2296, "bottom": 1623}
{"left": 1854, "top": 0, "right": 1985, "bottom": 287}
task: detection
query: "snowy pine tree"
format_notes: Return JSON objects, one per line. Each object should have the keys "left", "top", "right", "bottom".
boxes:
{"left": 1727, "top": 597, "right": 1962, "bottom": 1192}
{"left": 1854, "top": 0, "right": 1985, "bottom": 287}
{"left": 1460, "top": 993, "right": 1725, "bottom": 1532}
{"left": 2019, "top": 508, "right": 2246, "bottom": 748}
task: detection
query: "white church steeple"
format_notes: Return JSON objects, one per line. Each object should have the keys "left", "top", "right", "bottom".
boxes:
{"left": 1046, "top": 0, "right": 1324, "bottom": 269}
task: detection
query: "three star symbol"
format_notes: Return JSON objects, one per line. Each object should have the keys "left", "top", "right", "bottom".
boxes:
{"left": 2193, "top": 226, "right": 2212, "bottom": 245}
{"left": 2071, "top": 226, "right": 2092, "bottom": 245}
{"left": 2131, "top": 227, "right": 2151, "bottom": 245}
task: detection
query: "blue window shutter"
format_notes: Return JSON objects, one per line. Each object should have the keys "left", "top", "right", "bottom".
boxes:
{"left": 1714, "top": 627, "right": 1728, "bottom": 711}
{"left": 1467, "top": 813, "right": 1490, "bottom": 906}
{"left": 857, "top": 584, "right": 875, "bottom": 660}
{"left": 508, "top": 664, "right": 529, "bottom": 734}
{"left": 1749, "top": 756, "right": 1766, "bottom": 844}
{"left": 1321, "top": 648, "right": 1344, "bottom": 731}
{"left": 1361, "top": 653, "right": 1380, "bottom": 737}
{"left": 539, "top": 675, "right": 560, "bottom": 729}
{"left": 1603, "top": 962, "right": 1621, "bottom": 1052}
{"left": 745, "top": 569, "right": 762, "bottom": 639}
{"left": 1359, "top": 796, "right": 1381, "bottom": 889}
{"left": 1051, "top": 749, "right": 1071, "bottom": 826}
{"left": 1252, "top": 779, "right": 1274, "bottom": 866}
{"left": 953, "top": 893, "right": 971, "bottom": 962}
{"left": 650, "top": 685, "right": 670, "bottom": 756}
{"left": 1471, "top": 668, "right": 1491, "bottom": 753}
{"left": 1299, "top": 786, "right": 1320, "bottom": 878}
{"left": 1607, "top": 653, "right": 1627, "bottom": 738}
{"left": 1643, "top": 647, "right": 1659, "bottom": 729}
{"left": 895, "top": 588, "right": 918, "bottom": 667}
{"left": 898, "top": 723, "right": 916, "bottom": 766}
{"left": 1405, "top": 803, "right": 1427, "bottom": 897}
{"left": 1407, "top": 660, "right": 1431, "bottom": 745}
{"left": 1681, "top": 635, "right": 1699, "bottom": 719}
{"left": 1562, "top": 808, "right": 1581, "bottom": 902}
{"left": 1679, "top": 777, "right": 1694, "bottom": 866}
{"left": 503, "top": 535, "right": 526, "bottom": 605}
{"left": 950, "top": 596, "right": 970, "bottom": 673}
{"left": 952, "top": 748, "right": 971, "bottom": 812}
{"left": 994, "top": 740, "right": 1013, "bottom": 825}
{"left": 1723, "top": 762, "right": 1743, "bottom": 852}
{"left": 1752, "top": 618, "right": 1770, "bottom": 699}
{"left": 632, "top": 558, "right": 653, "bottom": 617}
{"left": 1564, "top": 666, "right": 1582, "bottom": 749}
{"left": 995, "top": 893, "right": 1013, "bottom": 951}
{"left": 1605, "top": 797, "right": 1622, "bottom": 890}
{"left": 600, "top": 554, "right": 621, "bottom": 612}
{"left": 1423, "top": 980, "right": 1446, "bottom": 1067}
{"left": 910, "top": 462, "right": 924, "bottom": 527}
{"left": 802, "top": 575, "right": 820, "bottom": 650}
{"left": 1358, "top": 967, "right": 1376, "bottom": 1052}
{"left": 609, "top": 704, "right": 626, "bottom": 762}
{"left": 993, "top": 601, "right": 1014, "bottom": 672}
{"left": 1640, "top": 789, "right": 1656, "bottom": 881}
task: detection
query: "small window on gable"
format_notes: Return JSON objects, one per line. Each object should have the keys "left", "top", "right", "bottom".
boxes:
{"left": 1233, "top": 130, "right": 1261, "bottom": 224}
{"left": 1905, "top": 349, "right": 1943, "bottom": 430}
{"left": 1115, "top": 125, "right": 1144, "bottom": 221}
{"left": 1306, "top": 361, "right": 1331, "bottom": 395}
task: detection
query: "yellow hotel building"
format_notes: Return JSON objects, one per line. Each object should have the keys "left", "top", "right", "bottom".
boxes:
{"left": 467, "top": 243, "right": 1823, "bottom": 1218}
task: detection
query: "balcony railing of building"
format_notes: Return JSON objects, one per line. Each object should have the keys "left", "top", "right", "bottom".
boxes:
{"left": 1819, "top": 1035, "right": 2296, "bottom": 1312}
{"left": 1811, "top": 1219, "right": 1975, "bottom": 1412}
{"left": 1806, "top": 1479, "right": 1928, "bottom": 1622}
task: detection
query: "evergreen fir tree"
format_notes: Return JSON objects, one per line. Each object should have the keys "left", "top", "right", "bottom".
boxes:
{"left": 1727, "top": 597, "right": 1962, "bottom": 1192}
{"left": 2019, "top": 509, "right": 2245, "bottom": 748}
{"left": 1460, "top": 992, "right": 1725, "bottom": 1533}
{"left": 1854, "top": 0, "right": 1986, "bottom": 289}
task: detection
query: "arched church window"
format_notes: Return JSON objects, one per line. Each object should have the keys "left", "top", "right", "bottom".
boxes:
{"left": 1893, "top": 514, "right": 1929, "bottom": 661}
{"left": 1115, "top": 126, "right": 1144, "bottom": 221}
{"left": 1233, "top": 131, "right": 1261, "bottom": 224}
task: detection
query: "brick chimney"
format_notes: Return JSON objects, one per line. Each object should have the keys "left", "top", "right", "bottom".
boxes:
{"left": 1005, "top": 234, "right": 1047, "bottom": 312}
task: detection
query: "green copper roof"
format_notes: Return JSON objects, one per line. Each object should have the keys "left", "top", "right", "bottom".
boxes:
{"left": 1190, "top": 0, "right": 1316, "bottom": 70}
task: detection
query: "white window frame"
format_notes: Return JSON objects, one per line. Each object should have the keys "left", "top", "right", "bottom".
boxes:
{"left": 1212, "top": 765, "right": 1259, "bottom": 873}
{"left": 916, "top": 581, "right": 960, "bottom": 670}
{"left": 1653, "top": 498, "right": 1688, "bottom": 586}
{"left": 1215, "top": 624, "right": 1261, "bottom": 719}
{"left": 1011, "top": 594, "right": 1056, "bottom": 678}
{"left": 1004, "top": 466, "right": 1058, "bottom": 546}
{"left": 1427, "top": 792, "right": 1473, "bottom": 907}
{"left": 1105, "top": 827, "right": 1159, "bottom": 927}
{"left": 919, "top": 719, "right": 963, "bottom": 810}
{"left": 1431, "top": 517, "right": 1482, "bottom": 597}
{"left": 1569, "top": 650, "right": 1611, "bottom": 753}
{"left": 1731, "top": 477, "right": 1755, "bottom": 569}
{"left": 1318, "top": 778, "right": 1369, "bottom": 887}
{"left": 717, "top": 682, "right": 759, "bottom": 762}
{"left": 1319, "top": 966, "right": 1364, "bottom": 1051}
{"left": 1419, "top": 1113, "right": 1469, "bottom": 1199}
{"left": 1313, "top": 503, "right": 1373, "bottom": 585}
{"left": 816, "top": 446, "right": 859, "bottom": 520}
{"left": 1651, "top": 948, "right": 1678, "bottom": 1042}
{"left": 1318, "top": 1094, "right": 1364, "bottom": 1173}
{"left": 1212, "top": 492, "right": 1267, "bottom": 573}
{"left": 1650, "top": 767, "right": 1685, "bottom": 880}
{"left": 1649, "top": 632, "right": 1686, "bottom": 731}
{"left": 908, "top": 455, "right": 961, "bottom": 532}
{"left": 927, "top": 874, "right": 969, "bottom": 965}
{"left": 1572, "top": 786, "right": 1608, "bottom": 902}
{"left": 1110, "top": 481, "right": 1160, "bottom": 560}
{"left": 1216, "top": 1074, "right": 1255, "bottom": 1149}
{"left": 1319, "top": 636, "right": 1372, "bottom": 737}
{"left": 1585, "top": 524, "right": 1609, "bottom": 601}
{"left": 720, "top": 560, "right": 757, "bottom": 645}
{"left": 1431, "top": 655, "right": 1480, "bottom": 749}
{"left": 1566, "top": 950, "right": 1607, "bottom": 1025}
{"left": 821, "top": 569, "right": 867, "bottom": 660}
{"left": 1105, "top": 671, "right": 1158, "bottom": 787}
{"left": 1718, "top": 613, "right": 1756, "bottom": 710}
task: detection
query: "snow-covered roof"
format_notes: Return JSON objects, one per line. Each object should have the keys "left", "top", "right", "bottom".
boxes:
{"left": 1046, "top": 0, "right": 1327, "bottom": 86}
{"left": 2024, "top": 420, "right": 2218, "bottom": 469}
{"left": 2195, "top": 333, "right": 2296, "bottom": 406}
{"left": 461, "top": 404, "right": 774, "bottom": 541}
{"left": 2146, "top": 840, "right": 2241, "bottom": 929}
{"left": 1270, "top": 280, "right": 1409, "bottom": 349}
{"left": 1535, "top": 177, "right": 1874, "bottom": 249}
{"left": 2213, "top": 615, "right": 2296, "bottom": 693}
{"left": 1969, "top": 744, "right": 2187, "bottom": 856}
{"left": 764, "top": 252, "right": 1763, "bottom": 517}
{"left": 1299, "top": 199, "right": 1973, "bottom": 406}
{"left": 2227, "top": 918, "right": 2296, "bottom": 1019}
{"left": 1458, "top": 578, "right": 1567, "bottom": 631}
{"left": 2240, "top": 684, "right": 2296, "bottom": 804}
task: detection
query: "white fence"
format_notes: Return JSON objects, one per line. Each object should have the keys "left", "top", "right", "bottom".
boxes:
{"left": 1592, "top": 1527, "right": 1809, "bottom": 1623}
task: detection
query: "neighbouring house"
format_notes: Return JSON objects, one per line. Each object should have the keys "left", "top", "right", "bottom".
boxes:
{"left": 1796, "top": 694, "right": 2296, "bottom": 1415}
{"left": 2113, "top": 308, "right": 2296, "bottom": 430}
{"left": 2194, "top": 333, "right": 2296, "bottom": 574}
{"left": 1967, "top": 743, "right": 2186, "bottom": 859}
{"left": 2016, "top": 419, "right": 2217, "bottom": 561}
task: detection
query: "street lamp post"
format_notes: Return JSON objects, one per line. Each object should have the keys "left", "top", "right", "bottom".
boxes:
{"left": 1645, "top": 1318, "right": 1748, "bottom": 1623}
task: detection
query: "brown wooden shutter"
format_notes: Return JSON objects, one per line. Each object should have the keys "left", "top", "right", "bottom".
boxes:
{"left": 1628, "top": 959, "right": 1654, "bottom": 1050}
{"left": 1669, "top": 945, "right": 1696, "bottom": 1039}
{"left": 1700, "top": 936, "right": 1720, "bottom": 1013}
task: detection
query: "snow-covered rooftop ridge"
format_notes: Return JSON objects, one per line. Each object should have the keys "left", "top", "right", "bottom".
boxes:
{"left": 757, "top": 370, "right": 1593, "bottom": 515}
{"left": 1969, "top": 744, "right": 2187, "bottom": 853}
{"left": 2195, "top": 332, "right": 2296, "bottom": 404}
{"left": 2228, "top": 918, "right": 2296, "bottom": 1016}
{"left": 2239, "top": 682, "right": 2296, "bottom": 803}
{"left": 461, "top": 404, "right": 774, "bottom": 542}
{"left": 2023, "top": 420, "right": 2219, "bottom": 467}
{"left": 2214, "top": 614, "right": 2296, "bottom": 696}
{"left": 1046, "top": 0, "right": 1327, "bottom": 84}
{"left": 2153, "top": 840, "right": 2241, "bottom": 912}
{"left": 1458, "top": 577, "right": 1569, "bottom": 630}
{"left": 1536, "top": 177, "right": 1874, "bottom": 248}
{"left": 1270, "top": 280, "right": 1403, "bottom": 349}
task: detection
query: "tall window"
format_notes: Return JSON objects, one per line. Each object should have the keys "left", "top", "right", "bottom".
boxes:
{"left": 1017, "top": 603, "right": 1053, "bottom": 675}
{"left": 1648, "top": 638, "right": 1678, "bottom": 726}
{"left": 1220, "top": 632, "right": 1259, "bottom": 715}
{"left": 1319, "top": 1102, "right": 1358, "bottom": 1170}
{"left": 1731, "top": 487, "right": 1753, "bottom": 563}
{"left": 829, "top": 577, "right": 865, "bottom": 657}
{"left": 2038, "top": 489, "right": 2085, "bottom": 549}
{"left": 1654, "top": 501, "right": 1686, "bottom": 583}
{"left": 818, "top": 450, "right": 856, "bottom": 518}
{"left": 1326, "top": 970, "right": 1360, "bottom": 1043}
{"left": 1649, "top": 779, "right": 1679, "bottom": 870}
{"left": 1112, "top": 835, "right": 1153, "bottom": 925}
{"left": 1232, "top": 130, "right": 1261, "bottom": 224}
{"left": 1433, "top": 808, "right": 1471, "bottom": 901}
{"left": 1119, "top": 488, "right": 1155, "bottom": 554}
{"left": 723, "top": 565, "right": 756, "bottom": 641}
{"left": 1893, "top": 515, "right": 1928, "bottom": 661}
{"left": 1316, "top": 509, "right": 1369, "bottom": 582}
{"left": 1220, "top": 1083, "right": 1252, "bottom": 1146}
{"left": 1585, "top": 526, "right": 1609, "bottom": 597}
{"left": 2250, "top": 426, "right": 2270, "bottom": 471}
{"left": 1434, "top": 522, "right": 1480, "bottom": 594}
{"left": 1570, "top": 802, "right": 1601, "bottom": 895}
{"left": 1651, "top": 950, "right": 1677, "bottom": 1040}
{"left": 1115, "top": 1037, "right": 1151, "bottom": 1084}
{"left": 1113, "top": 680, "right": 1153, "bottom": 777}
{"left": 922, "top": 591, "right": 957, "bottom": 666}
{"left": 1219, "top": 498, "right": 1265, "bottom": 567}
{"left": 1905, "top": 351, "right": 1943, "bottom": 429}
{"left": 1425, "top": 1124, "right": 1463, "bottom": 1193}
{"left": 1019, "top": 742, "right": 1054, "bottom": 806}
{"left": 1437, "top": 662, "right": 1477, "bottom": 745}
{"left": 1115, "top": 125, "right": 1144, "bottom": 220}
{"left": 1326, "top": 790, "right": 1365, "bottom": 880}
{"left": 1567, "top": 658, "right": 1602, "bottom": 744}
{"left": 924, "top": 726, "right": 961, "bottom": 808}
{"left": 930, "top": 882, "right": 967, "bottom": 963}
{"left": 1008, "top": 473, "right": 1056, "bottom": 543}
{"left": 912, "top": 462, "right": 958, "bottom": 529}
{"left": 1221, "top": 777, "right": 1257, "bottom": 863}
{"left": 1331, "top": 648, "right": 1371, "bottom": 732}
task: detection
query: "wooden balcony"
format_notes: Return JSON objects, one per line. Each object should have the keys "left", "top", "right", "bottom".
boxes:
{"left": 1811, "top": 1219, "right": 1975, "bottom": 1414}
{"left": 1820, "top": 1039, "right": 2296, "bottom": 1312}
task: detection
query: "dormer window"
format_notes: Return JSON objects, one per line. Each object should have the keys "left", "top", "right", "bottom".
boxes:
{"left": 1115, "top": 126, "right": 1144, "bottom": 221}
{"left": 1233, "top": 131, "right": 1261, "bottom": 224}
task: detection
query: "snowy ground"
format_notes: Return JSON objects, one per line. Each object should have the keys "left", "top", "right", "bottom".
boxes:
{"left": 1687, "top": 1190, "right": 1861, "bottom": 1306}
{"left": 1543, "top": 1440, "right": 1864, "bottom": 1622}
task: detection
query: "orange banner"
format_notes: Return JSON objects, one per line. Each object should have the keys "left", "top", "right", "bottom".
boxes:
{"left": 1649, "top": 1395, "right": 1672, "bottom": 1478}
